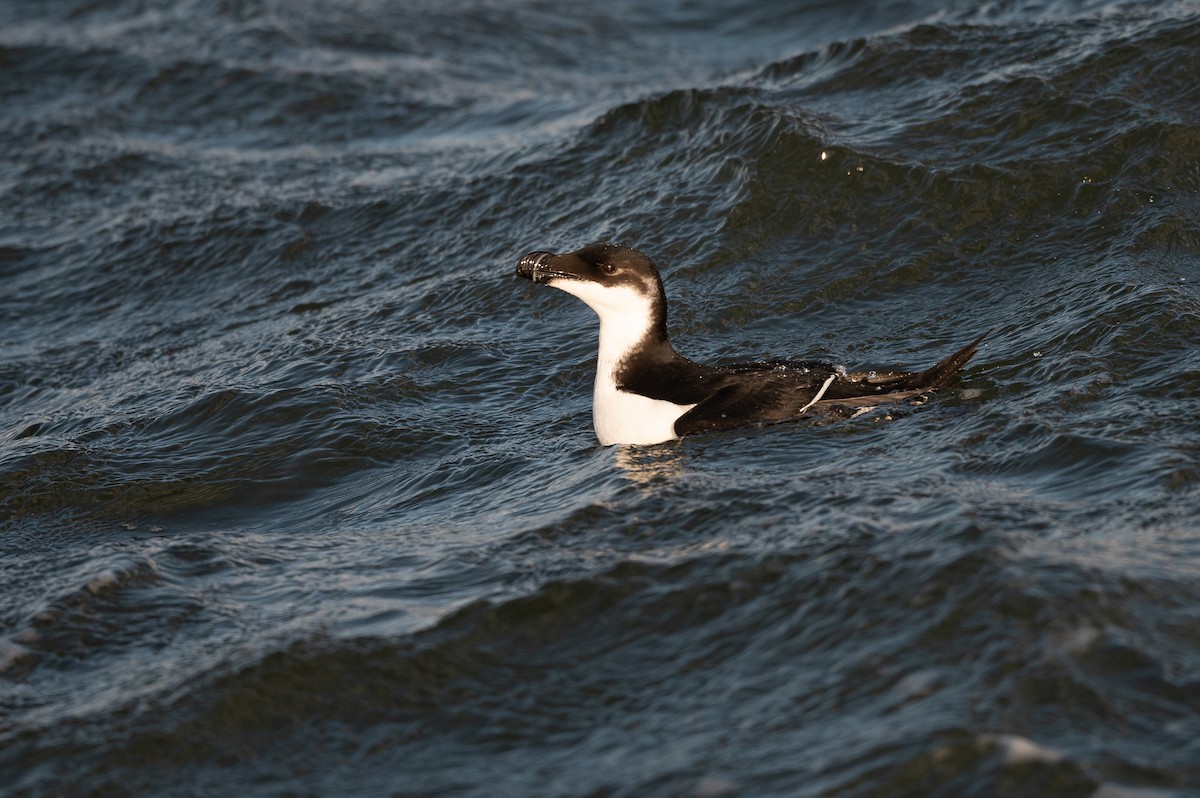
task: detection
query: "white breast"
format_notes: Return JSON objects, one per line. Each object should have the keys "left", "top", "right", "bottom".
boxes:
{"left": 592, "top": 374, "right": 695, "bottom": 446}
{"left": 549, "top": 278, "right": 694, "bottom": 446}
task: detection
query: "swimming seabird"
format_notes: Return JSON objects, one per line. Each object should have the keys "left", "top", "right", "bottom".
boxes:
{"left": 516, "top": 243, "right": 984, "bottom": 445}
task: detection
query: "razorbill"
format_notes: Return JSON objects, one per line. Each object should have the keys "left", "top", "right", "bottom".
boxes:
{"left": 515, "top": 243, "right": 985, "bottom": 446}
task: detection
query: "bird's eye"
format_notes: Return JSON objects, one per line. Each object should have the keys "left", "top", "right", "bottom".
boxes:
{"left": 600, "top": 262, "right": 617, "bottom": 275}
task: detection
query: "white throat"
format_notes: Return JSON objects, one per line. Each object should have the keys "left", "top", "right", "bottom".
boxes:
{"left": 550, "top": 279, "right": 695, "bottom": 446}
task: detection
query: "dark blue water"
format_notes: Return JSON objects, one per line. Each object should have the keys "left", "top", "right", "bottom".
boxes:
{"left": 3, "top": 1, "right": 1199, "bottom": 795}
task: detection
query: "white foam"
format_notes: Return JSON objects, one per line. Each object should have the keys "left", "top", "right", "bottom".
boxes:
{"left": 979, "top": 733, "right": 1063, "bottom": 765}
{"left": 0, "top": 637, "right": 32, "bottom": 674}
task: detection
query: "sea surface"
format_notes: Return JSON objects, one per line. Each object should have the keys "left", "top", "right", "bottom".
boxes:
{"left": 2, "top": 0, "right": 1199, "bottom": 795}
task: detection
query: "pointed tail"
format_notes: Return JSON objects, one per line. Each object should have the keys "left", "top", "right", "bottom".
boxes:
{"left": 906, "top": 331, "right": 988, "bottom": 391}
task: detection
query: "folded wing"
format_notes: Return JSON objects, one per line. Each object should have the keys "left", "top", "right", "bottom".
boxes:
{"left": 675, "top": 332, "right": 986, "bottom": 435}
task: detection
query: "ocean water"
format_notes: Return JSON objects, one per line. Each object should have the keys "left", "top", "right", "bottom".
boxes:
{"left": 2, "top": 0, "right": 1199, "bottom": 795}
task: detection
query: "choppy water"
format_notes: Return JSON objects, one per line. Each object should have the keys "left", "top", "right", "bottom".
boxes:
{"left": 3, "top": 1, "right": 1199, "bottom": 795}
